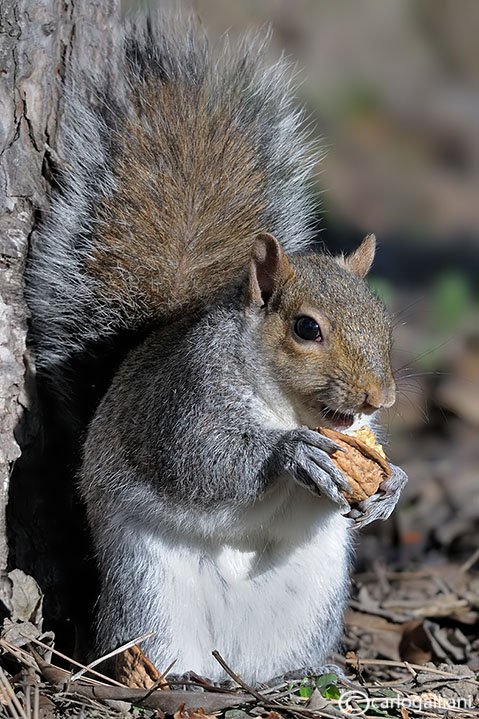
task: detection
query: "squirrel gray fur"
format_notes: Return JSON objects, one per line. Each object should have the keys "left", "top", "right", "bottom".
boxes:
{"left": 26, "top": 15, "right": 407, "bottom": 685}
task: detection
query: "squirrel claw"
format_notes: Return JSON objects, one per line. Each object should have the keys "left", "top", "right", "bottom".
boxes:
{"left": 284, "top": 428, "right": 352, "bottom": 509}
{"left": 352, "top": 463, "right": 408, "bottom": 528}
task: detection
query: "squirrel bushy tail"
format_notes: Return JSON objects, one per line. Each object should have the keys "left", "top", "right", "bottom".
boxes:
{"left": 27, "top": 15, "right": 318, "bottom": 369}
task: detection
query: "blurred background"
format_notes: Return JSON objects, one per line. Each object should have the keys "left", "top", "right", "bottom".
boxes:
{"left": 126, "top": 0, "right": 479, "bottom": 569}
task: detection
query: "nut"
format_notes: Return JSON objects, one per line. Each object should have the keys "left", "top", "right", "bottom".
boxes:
{"left": 317, "top": 425, "right": 391, "bottom": 503}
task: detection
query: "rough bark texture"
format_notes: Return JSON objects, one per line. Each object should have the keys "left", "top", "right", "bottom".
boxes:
{"left": 0, "top": 0, "right": 119, "bottom": 643}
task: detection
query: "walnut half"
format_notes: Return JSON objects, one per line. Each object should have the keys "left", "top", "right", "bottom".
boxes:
{"left": 316, "top": 425, "right": 391, "bottom": 503}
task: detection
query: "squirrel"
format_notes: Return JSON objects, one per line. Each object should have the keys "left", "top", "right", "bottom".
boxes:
{"left": 26, "top": 16, "right": 407, "bottom": 685}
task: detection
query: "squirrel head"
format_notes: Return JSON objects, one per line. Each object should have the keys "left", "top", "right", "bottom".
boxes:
{"left": 245, "top": 233, "right": 395, "bottom": 429}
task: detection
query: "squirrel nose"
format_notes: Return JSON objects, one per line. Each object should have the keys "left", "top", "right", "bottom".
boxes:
{"left": 365, "top": 384, "right": 396, "bottom": 410}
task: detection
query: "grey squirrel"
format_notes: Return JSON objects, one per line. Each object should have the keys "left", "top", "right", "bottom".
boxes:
{"left": 26, "top": 16, "right": 407, "bottom": 684}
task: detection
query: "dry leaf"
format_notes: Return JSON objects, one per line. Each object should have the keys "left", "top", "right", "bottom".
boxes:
{"left": 346, "top": 609, "right": 403, "bottom": 661}
{"left": 174, "top": 703, "right": 217, "bottom": 719}
{"left": 399, "top": 620, "right": 433, "bottom": 665}
{"left": 115, "top": 644, "right": 168, "bottom": 690}
{"left": 8, "top": 569, "right": 43, "bottom": 625}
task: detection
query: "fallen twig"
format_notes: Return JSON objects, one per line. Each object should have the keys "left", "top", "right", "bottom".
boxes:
{"left": 212, "top": 649, "right": 268, "bottom": 703}
{"left": 30, "top": 646, "right": 254, "bottom": 713}
{"left": 17, "top": 633, "right": 126, "bottom": 688}
{"left": 0, "top": 665, "right": 28, "bottom": 719}
{"left": 345, "top": 657, "right": 479, "bottom": 686}
{"left": 70, "top": 630, "right": 156, "bottom": 682}
{"left": 460, "top": 547, "right": 479, "bottom": 574}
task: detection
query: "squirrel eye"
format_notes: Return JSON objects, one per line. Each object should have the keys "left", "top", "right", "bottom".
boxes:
{"left": 294, "top": 316, "right": 322, "bottom": 342}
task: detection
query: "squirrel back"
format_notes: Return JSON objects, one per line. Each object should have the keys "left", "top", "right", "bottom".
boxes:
{"left": 27, "top": 16, "right": 317, "bottom": 369}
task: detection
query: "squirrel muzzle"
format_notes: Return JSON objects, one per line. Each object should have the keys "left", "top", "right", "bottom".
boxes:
{"left": 363, "top": 382, "right": 396, "bottom": 412}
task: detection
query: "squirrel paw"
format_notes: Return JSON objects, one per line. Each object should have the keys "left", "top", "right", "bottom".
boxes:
{"left": 352, "top": 463, "right": 408, "bottom": 528}
{"left": 283, "top": 428, "right": 351, "bottom": 511}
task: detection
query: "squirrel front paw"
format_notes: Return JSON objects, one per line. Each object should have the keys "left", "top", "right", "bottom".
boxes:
{"left": 282, "top": 428, "right": 351, "bottom": 511}
{"left": 352, "top": 463, "right": 408, "bottom": 528}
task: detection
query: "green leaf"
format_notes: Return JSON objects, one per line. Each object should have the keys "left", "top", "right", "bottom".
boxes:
{"left": 299, "top": 684, "right": 313, "bottom": 698}
{"left": 323, "top": 685, "right": 340, "bottom": 700}
{"left": 314, "top": 672, "right": 341, "bottom": 699}
{"left": 367, "top": 708, "right": 396, "bottom": 717}
{"left": 315, "top": 672, "right": 338, "bottom": 693}
{"left": 374, "top": 688, "right": 400, "bottom": 698}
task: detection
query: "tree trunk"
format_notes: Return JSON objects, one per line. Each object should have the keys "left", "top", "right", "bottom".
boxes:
{"left": 0, "top": 0, "right": 120, "bottom": 643}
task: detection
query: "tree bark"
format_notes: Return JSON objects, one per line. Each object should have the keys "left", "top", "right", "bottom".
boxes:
{"left": 0, "top": 0, "right": 119, "bottom": 631}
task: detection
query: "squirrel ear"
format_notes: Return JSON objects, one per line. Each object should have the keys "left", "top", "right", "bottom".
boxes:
{"left": 248, "top": 233, "right": 293, "bottom": 307}
{"left": 340, "top": 234, "right": 377, "bottom": 278}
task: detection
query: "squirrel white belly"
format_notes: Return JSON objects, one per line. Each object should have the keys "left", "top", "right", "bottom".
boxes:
{"left": 26, "top": 13, "right": 407, "bottom": 683}
{"left": 106, "top": 486, "right": 350, "bottom": 683}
